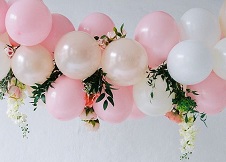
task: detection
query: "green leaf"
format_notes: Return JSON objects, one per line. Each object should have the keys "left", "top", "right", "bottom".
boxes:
{"left": 150, "top": 92, "right": 154, "bottom": 98}
{"left": 41, "top": 94, "right": 46, "bottom": 104}
{"left": 105, "top": 89, "right": 113, "bottom": 98}
{"left": 120, "top": 23, "right": 124, "bottom": 33}
{"left": 96, "top": 93, "right": 105, "bottom": 102}
{"left": 103, "top": 100, "right": 108, "bottom": 110}
{"left": 107, "top": 96, "right": 114, "bottom": 106}
{"left": 113, "top": 27, "right": 117, "bottom": 33}
{"left": 94, "top": 36, "right": 99, "bottom": 40}
{"left": 185, "top": 115, "right": 188, "bottom": 123}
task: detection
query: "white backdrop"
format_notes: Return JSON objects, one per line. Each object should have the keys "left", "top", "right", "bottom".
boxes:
{"left": 0, "top": 0, "right": 226, "bottom": 162}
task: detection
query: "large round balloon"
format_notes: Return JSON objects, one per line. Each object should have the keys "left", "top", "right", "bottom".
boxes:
{"left": 134, "top": 11, "right": 180, "bottom": 68}
{"left": 94, "top": 86, "right": 133, "bottom": 123}
{"left": 46, "top": 75, "right": 85, "bottom": 121}
{"left": 133, "top": 76, "right": 174, "bottom": 116}
{"left": 0, "top": 42, "right": 11, "bottom": 80}
{"left": 78, "top": 12, "right": 115, "bottom": 37}
{"left": 180, "top": 8, "right": 220, "bottom": 47}
{"left": 101, "top": 38, "right": 148, "bottom": 86}
{"left": 55, "top": 31, "right": 101, "bottom": 80}
{"left": 11, "top": 45, "right": 54, "bottom": 85}
{"left": 0, "top": 0, "right": 8, "bottom": 34}
{"left": 5, "top": 0, "right": 52, "bottom": 46}
{"left": 213, "top": 38, "right": 226, "bottom": 80}
{"left": 41, "top": 13, "right": 75, "bottom": 53}
{"left": 167, "top": 40, "right": 213, "bottom": 85}
{"left": 188, "top": 72, "right": 226, "bottom": 115}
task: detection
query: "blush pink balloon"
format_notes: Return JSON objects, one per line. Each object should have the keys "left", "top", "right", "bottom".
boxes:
{"left": 46, "top": 75, "right": 85, "bottom": 121}
{"left": 0, "top": 0, "right": 8, "bottom": 34}
{"left": 134, "top": 11, "right": 180, "bottom": 68}
{"left": 41, "top": 13, "right": 75, "bottom": 53}
{"left": 5, "top": 0, "right": 52, "bottom": 46}
{"left": 78, "top": 12, "right": 115, "bottom": 37}
{"left": 94, "top": 86, "right": 133, "bottom": 123}
{"left": 188, "top": 72, "right": 226, "bottom": 115}
{"left": 129, "top": 103, "right": 146, "bottom": 119}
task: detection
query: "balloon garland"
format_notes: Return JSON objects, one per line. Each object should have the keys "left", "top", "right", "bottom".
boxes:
{"left": 0, "top": 0, "right": 226, "bottom": 160}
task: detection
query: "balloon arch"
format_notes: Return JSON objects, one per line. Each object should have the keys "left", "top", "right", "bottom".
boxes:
{"left": 0, "top": 0, "right": 226, "bottom": 160}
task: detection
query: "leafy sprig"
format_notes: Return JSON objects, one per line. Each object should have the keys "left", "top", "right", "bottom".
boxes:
{"left": 0, "top": 69, "right": 14, "bottom": 100}
{"left": 83, "top": 68, "right": 116, "bottom": 110}
{"left": 30, "top": 63, "right": 62, "bottom": 110}
{"left": 147, "top": 62, "right": 207, "bottom": 125}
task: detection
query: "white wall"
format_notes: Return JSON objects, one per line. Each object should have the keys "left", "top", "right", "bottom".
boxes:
{"left": 0, "top": 0, "right": 226, "bottom": 162}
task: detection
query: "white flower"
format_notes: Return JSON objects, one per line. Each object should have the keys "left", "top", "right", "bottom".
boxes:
{"left": 84, "top": 121, "right": 100, "bottom": 132}
{"left": 107, "top": 31, "right": 116, "bottom": 39}
{"left": 80, "top": 109, "right": 97, "bottom": 120}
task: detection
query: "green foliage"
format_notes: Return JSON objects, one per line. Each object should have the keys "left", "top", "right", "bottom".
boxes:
{"left": 147, "top": 62, "right": 207, "bottom": 125}
{"left": 0, "top": 69, "right": 14, "bottom": 100}
{"left": 30, "top": 63, "right": 62, "bottom": 111}
{"left": 83, "top": 68, "right": 116, "bottom": 110}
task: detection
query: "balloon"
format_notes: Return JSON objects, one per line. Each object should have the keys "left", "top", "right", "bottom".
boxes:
{"left": 5, "top": 0, "right": 52, "bottom": 46}
{"left": 0, "top": 33, "right": 10, "bottom": 44}
{"left": 180, "top": 8, "right": 220, "bottom": 47}
{"left": 220, "top": 1, "right": 226, "bottom": 37}
{"left": 78, "top": 12, "right": 115, "bottom": 37}
{"left": 134, "top": 11, "right": 180, "bottom": 68}
{"left": 46, "top": 75, "right": 85, "bottom": 121}
{"left": 0, "top": 42, "right": 11, "bottom": 80}
{"left": 0, "top": 0, "right": 8, "bottom": 34}
{"left": 167, "top": 40, "right": 213, "bottom": 85}
{"left": 41, "top": 13, "right": 75, "bottom": 53}
{"left": 213, "top": 38, "right": 226, "bottom": 80}
{"left": 129, "top": 103, "right": 146, "bottom": 119}
{"left": 11, "top": 45, "right": 54, "bottom": 85}
{"left": 133, "top": 76, "right": 174, "bottom": 116}
{"left": 94, "top": 86, "right": 133, "bottom": 123}
{"left": 101, "top": 38, "right": 148, "bottom": 86}
{"left": 188, "top": 72, "right": 226, "bottom": 114}
{"left": 55, "top": 31, "right": 101, "bottom": 80}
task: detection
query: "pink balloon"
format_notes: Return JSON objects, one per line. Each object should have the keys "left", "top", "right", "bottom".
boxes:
{"left": 46, "top": 75, "right": 85, "bottom": 121}
{"left": 78, "top": 12, "right": 115, "bottom": 37}
{"left": 188, "top": 72, "right": 226, "bottom": 115}
{"left": 129, "top": 103, "right": 146, "bottom": 119}
{"left": 5, "top": 0, "right": 52, "bottom": 46}
{"left": 41, "top": 13, "right": 75, "bottom": 53}
{"left": 0, "top": 0, "right": 8, "bottom": 34}
{"left": 134, "top": 11, "right": 180, "bottom": 68}
{"left": 94, "top": 86, "right": 133, "bottom": 123}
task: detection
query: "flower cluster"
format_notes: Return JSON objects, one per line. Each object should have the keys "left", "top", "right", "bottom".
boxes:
{"left": 6, "top": 77, "right": 29, "bottom": 138}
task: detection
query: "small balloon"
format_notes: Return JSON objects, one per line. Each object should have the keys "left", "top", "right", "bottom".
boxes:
{"left": 134, "top": 11, "right": 180, "bottom": 67}
{"left": 188, "top": 72, "right": 226, "bottom": 114}
{"left": 78, "top": 12, "right": 115, "bottom": 37}
{"left": 46, "top": 75, "right": 85, "bottom": 121}
{"left": 180, "top": 8, "right": 220, "bottom": 47}
{"left": 0, "top": 0, "right": 8, "bottom": 34}
{"left": 11, "top": 45, "right": 54, "bottom": 85}
{"left": 94, "top": 86, "right": 133, "bottom": 123}
{"left": 167, "top": 40, "right": 213, "bottom": 85}
{"left": 0, "top": 42, "right": 11, "bottom": 80}
{"left": 55, "top": 31, "right": 101, "bottom": 80}
{"left": 101, "top": 38, "right": 148, "bottom": 86}
{"left": 213, "top": 38, "right": 226, "bottom": 80}
{"left": 41, "top": 13, "right": 75, "bottom": 53}
{"left": 133, "top": 76, "right": 174, "bottom": 116}
{"left": 5, "top": 0, "right": 52, "bottom": 46}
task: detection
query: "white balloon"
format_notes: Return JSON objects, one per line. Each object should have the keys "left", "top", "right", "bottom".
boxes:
{"left": 167, "top": 40, "right": 213, "bottom": 85}
{"left": 213, "top": 38, "right": 226, "bottom": 80}
{"left": 0, "top": 42, "right": 11, "bottom": 80}
{"left": 133, "top": 76, "right": 174, "bottom": 116}
{"left": 180, "top": 8, "right": 221, "bottom": 47}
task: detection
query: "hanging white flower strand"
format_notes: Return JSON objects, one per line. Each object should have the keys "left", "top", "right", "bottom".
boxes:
{"left": 6, "top": 77, "right": 29, "bottom": 138}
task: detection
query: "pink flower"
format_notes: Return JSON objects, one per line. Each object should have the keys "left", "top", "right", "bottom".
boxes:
{"left": 4, "top": 46, "right": 14, "bottom": 58}
{"left": 165, "top": 111, "right": 182, "bottom": 124}
{"left": 84, "top": 121, "right": 100, "bottom": 131}
{"left": 84, "top": 93, "right": 100, "bottom": 108}
{"left": 79, "top": 108, "right": 97, "bottom": 120}
{"left": 8, "top": 86, "right": 22, "bottom": 99}
{"left": 107, "top": 31, "right": 116, "bottom": 39}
